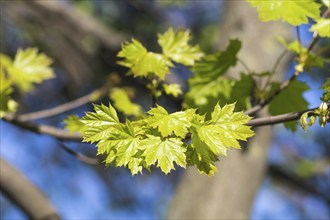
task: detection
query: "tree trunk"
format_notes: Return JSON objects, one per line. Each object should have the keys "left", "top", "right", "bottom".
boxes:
{"left": 168, "top": 1, "right": 292, "bottom": 219}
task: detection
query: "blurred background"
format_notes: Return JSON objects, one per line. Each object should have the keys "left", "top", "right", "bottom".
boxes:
{"left": 1, "top": 0, "right": 329, "bottom": 219}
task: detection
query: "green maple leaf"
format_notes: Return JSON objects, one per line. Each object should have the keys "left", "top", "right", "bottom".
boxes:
{"left": 310, "top": 18, "right": 330, "bottom": 38}
{"left": 1, "top": 48, "right": 54, "bottom": 92}
{"left": 247, "top": 0, "right": 321, "bottom": 26}
{"left": 117, "top": 39, "right": 172, "bottom": 80}
{"left": 96, "top": 121, "right": 144, "bottom": 175}
{"left": 187, "top": 127, "right": 219, "bottom": 176}
{"left": 187, "top": 103, "right": 254, "bottom": 175}
{"left": 158, "top": 28, "right": 204, "bottom": 66}
{"left": 163, "top": 83, "right": 183, "bottom": 97}
{"left": 141, "top": 135, "right": 186, "bottom": 174}
{"left": 269, "top": 80, "right": 309, "bottom": 131}
{"left": 146, "top": 105, "right": 195, "bottom": 138}
{"left": 109, "top": 88, "right": 142, "bottom": 117}
{"left": 184, "top": 39, "right": 241, "bottom": 113}
{"left": 64, "top": 115, "right": 85, "bottom": 134}
{"left": 80, "top": 103, "right": 121, "bottom": 143}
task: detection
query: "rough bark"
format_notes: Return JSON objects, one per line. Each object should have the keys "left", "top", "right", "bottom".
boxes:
{"left": 0, "top": 158, "right": 60, "bottom": 219}
{"left": 168, "top": 1, "right": 292, "bottom": 219}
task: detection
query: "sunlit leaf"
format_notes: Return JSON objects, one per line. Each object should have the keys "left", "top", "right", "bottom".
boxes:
{"left": 141, "top": 135, "right": 186, "bottom": 174}
{"left": 187, "top": 103, "right": 254, "bottom": 175}
{"left": 109, "top": 88, "right": 142, "bottom": 117}
{"left": 184, "top": 39, "right": 241, "bottom": 113}
{"left": 117, "top": 39, "right": 172, "bottom": 79}
{"left": 80, "top": 103, "right": 121, "bottom": 143}
{"left": 146, "top": 105, "right": 195, "bottom": 138}
{"left": 64, "top": 115, "right": 85, "bottom": 134}
{"left": 247, "top": 0, "right": 321, "bottom": 26}
{"left": 2, "top": 48, "right": 54, "bottom": 92}
{"left": 163, "top": 83, "right": 182, "bottom": 97}
{"left": 158, "top": 28, "right": 204, "bottom": 66}
{"left": 310, "top": 18, "right": 330, "bottom": 38}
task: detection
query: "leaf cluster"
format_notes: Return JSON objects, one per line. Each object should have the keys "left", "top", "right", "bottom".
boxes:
{"left": 79, "top": 103, "right": 254, "bottom": 176}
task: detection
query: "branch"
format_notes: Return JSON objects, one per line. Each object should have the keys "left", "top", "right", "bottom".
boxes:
{"left": 0, "top": 158, "right": 61, "bottom": 219}
{"left": 246, "top": 105, "right": 322, "bottom": 127}
{"left": 17, "top": 86, "right": 109, "bottom": 122}
{"left": 57, "top": 141, "right": 100, "bottom": 165}
{"left": 244, "top": 71, "right": 299, "bottom": 115}
{"left": 268, "top": 164, "right": 330, "bottom": 205}
{"left": 2, "top": 115, "right": 82, "bottom": 141}
{"left": 26, "top": 0, "right": 126, "bottom": 50}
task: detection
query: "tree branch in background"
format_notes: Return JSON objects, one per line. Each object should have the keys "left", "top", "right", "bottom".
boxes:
{"left": 17, "top": 86, "right": 109, "bottom": 122}
{"left": 0, "top": 158, "right": 61, "bottom": 220}
{"left": 57, "top": 141, "right": 100, "bottom": 165}
{"left": 268, "top": 164, "right": 330, "bottom": 205}
{"left": 2, "top": 116, "right": 82, "bottom": 141}
{"left": 27, "top": 0, "right": 126, "bottom": 50}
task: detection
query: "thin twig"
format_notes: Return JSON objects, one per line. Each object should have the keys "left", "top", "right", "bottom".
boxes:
{"left": 244, "top": 70, "right": 299, "bottom": 115}
{"left": 262, "top": 50, "right": 289, "bottom": 91}
{"left": 57, "top": 141, "right": 100, "bottom": 165}
{"left": 237, "top": 57, "right": 251, "bottom": 73}
{"left": 17, "top": 86, "right": 109, "bottom": 122}
{"left": 2, "top": 115, "right": 82, "bottom": 141}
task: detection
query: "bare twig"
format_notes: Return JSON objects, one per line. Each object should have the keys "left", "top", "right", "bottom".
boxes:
{"left": 57, "top": 141, "right": 100, "bottom": 165}
{"left": 268, "top": 164, "right": 330, "bottom": 205}
{"left": 244, "top": 70, "right": 299, "bottom": 115}
{"left": 0, "top": 158, "right": 61, "bottom": 219}
{"left": 237, "top": 57, "right": 251, "bottom": 73}
{"left": 17, "top": 86, "right": 109, "bottom": 122}
{"left": 2, "top": 115, "right": 82, "bottom": 141}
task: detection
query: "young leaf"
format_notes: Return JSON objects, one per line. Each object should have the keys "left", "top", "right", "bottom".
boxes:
{"left": 247, "top": 0, "right": 321, "bottom": 26}
{"left": 163, "top": 83, "right": 182, "bottom": 97}
{"left": 269, "top": 80, "right": 309, "bottom": 131}
{"left": 64, "top": 115, "right": 85, "bottom": 134}
{"left": 158, "top": 28, "right": 204, "bottom": 66}
{"left": 310, "top": 18, "right": 330, "bottom": 38}
{"left": 184, "top": 39, "right": 241, "bottom": 113}
{"left": 80, "top": 103, "right": 121, "bottom": 143}
{"left": 187, "top": 103, "right": 254, "bottom": 175}
{"left": 277, "top": 38, "right": 324, "bottom": 71}
{"left": 96, "top": 121, "right": 143, "bottom": 175}
{"left": 209, "top": 103, "right": 254, "bottom": 148}
{"left": 117, "top": 39, "right": 172, "bottom": 79}
{"left": 2, "top": 48, "right": 54, "bottom": 92}
{"left": 141, "top": 135, "right": 186, "bottom": 174}
{"left": 109, "top": 88, "right": 142, "bottom": 117}
{"left": 146, "top": 105, "right": 195, "bottom": 138}
{"left": 188, "top": 126, "right": 219, "bottom": 176}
